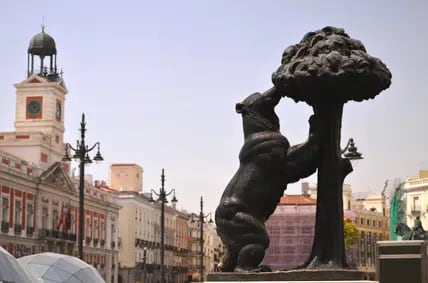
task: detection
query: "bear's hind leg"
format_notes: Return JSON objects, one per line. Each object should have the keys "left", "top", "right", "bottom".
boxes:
{"left": 234, "top": 244, "right": 267, "bottom": 272}
{"left": 232, "top": 212, "right": 270, "bottom": 272}
{"left": 219, "top": 247, "right": 238, "bottom": 272}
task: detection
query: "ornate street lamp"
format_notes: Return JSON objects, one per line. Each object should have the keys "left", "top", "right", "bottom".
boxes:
{"left": 342, "top": 138, "right": 363, "bottom": 165}
{"left": 62, "top": 113, "right": 103, "bottom": 259}
{"left": 191, "top": 196, "right": 213, "bottom": 282}
{"left": 149, "top": 169, "right": 178, "bottom": 283}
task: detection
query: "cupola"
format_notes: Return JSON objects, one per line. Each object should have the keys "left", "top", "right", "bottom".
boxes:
{"left": 27, "top": 26, "right": 60, "bottom": 79}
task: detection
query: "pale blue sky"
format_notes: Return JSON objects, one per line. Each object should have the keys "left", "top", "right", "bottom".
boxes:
{"left": 0, "top": 1, "right": 427, "bottom": 214}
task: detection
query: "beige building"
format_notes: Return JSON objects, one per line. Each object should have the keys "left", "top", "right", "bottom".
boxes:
{"left": 403, "top": 170, "right": 428, "bottom": 229}
{"left": 110, "top": 164, "right": 189, "bottom": 283}
{"left": 302, "top": 182, "right": 353, "bottom": 211}
{"left": 0, "top": 28, "right": 120, "bottom": 283}
{"left": 346, "top": 191, "right": 389, "bottom": 278}
{"left": 187, "top": 212, "right": 223, "bottom": 282}
{"left": 110, "top": 164, "right": 143, "bottom": 193}
{"left": 175, "top": 211, "right": 190, "bottom": 280}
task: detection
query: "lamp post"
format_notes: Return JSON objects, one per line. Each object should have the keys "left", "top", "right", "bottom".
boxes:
{"left": 137, "top": 253, "right": 141, "bottom": 283}
{"left": 149, "top": 169, "right": 178, "bottom": 283}
{"left": 143, "top": 247, "right": 147, "bottom": 283}
{"left": 62, "top": 113, "right": 103, "bottom": 259}
{"left": 191, "top": 196, "right": 213, "bottom": 282}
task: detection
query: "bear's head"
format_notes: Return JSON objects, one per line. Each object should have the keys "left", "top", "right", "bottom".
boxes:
{"left": 235, "top": 87, "right": 281, "bottom": 139}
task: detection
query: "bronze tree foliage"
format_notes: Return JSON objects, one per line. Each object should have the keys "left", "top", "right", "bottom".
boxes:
{"left": 272, "top": 26, "right": 391, "bottom": 105}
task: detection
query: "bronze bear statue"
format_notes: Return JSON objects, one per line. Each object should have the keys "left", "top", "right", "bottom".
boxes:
{"left": 215, "top": 87, "right": 320, "bottom": 272}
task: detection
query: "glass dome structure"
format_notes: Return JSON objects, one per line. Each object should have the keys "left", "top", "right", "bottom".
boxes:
{"left": 0, "top": 247, "right": 36, "bottom": 283}
{"left": 17, "top": 253, "right": 105, "bottom": 283}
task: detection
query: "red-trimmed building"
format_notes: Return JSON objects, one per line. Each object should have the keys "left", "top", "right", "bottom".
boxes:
{"left": 0, "top": 28, "right": 120, "bottom": 283}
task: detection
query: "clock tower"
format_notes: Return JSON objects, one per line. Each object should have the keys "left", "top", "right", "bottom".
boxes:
{"left": 0, "top": 27, "right": 68, "bottom": 169}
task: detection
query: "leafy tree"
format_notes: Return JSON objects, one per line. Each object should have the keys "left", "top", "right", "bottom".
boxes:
{"left": 344, "top": 218, "right": 359, "bottom": 251}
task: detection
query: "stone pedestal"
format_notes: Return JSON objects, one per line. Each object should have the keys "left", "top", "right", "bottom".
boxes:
{"left": 207, "top": 269, "right": 375, "bottom": 282}
{"left": 376, "top": 240, "right": 428, "bottom": 283}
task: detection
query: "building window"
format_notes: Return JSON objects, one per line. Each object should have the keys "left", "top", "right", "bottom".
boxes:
{"left": 26, "top": 203, "right": 33, "bottom": 228}
{"left": 1, "top": 197, "right": 9, "bottom": 222}
{"left": 413, "top": 196, "right": 420, "bottom": 211}
{"left": 94, "top": 219, "right": 98, "bottom": 239}
{"left": 15, "top": 200, "right": 22, "bottom": 226}
{"left": 101, "top": 222, "right": 105, "bottom": 240}
{"left": 86, "top": 217, "right": 91, "bottom": 238}
{"left": 367, "top": 219, "right": 370, "bottom": 226}
{"left": 378, "top": 221, "right": 382, "bottom": 228}
{"left": 52, "top": 210, "right": 58, "bottom": 230}
{"left": 111, "top": 224, "right": 116, "bottom": 243}
{"left": 42, "top": 207, "right": 48, "bottom": 229}
{"left": 70, "top": 212, "right": 75, "bottom": 234}
{"left": 360, "top": 218, "right": 364, "bottom": 225}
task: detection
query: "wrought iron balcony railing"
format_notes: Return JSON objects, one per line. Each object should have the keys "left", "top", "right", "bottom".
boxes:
{"left": 14, "top": 224, "right": 22, "bottom": 235}
{"left": 411, "top": 205, "right": 421, "bottom": 214}
{"left": 26, "top": 226, "right": 34, "bottom": 236}
{"left": 1, "top": 221, "right": 9, "bottom": 233}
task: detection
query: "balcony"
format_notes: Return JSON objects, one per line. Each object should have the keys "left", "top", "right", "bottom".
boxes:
{"left": 51, "top": 230, "right": 59, "bottom": 238}
{"left": 59, "top": 231, "right": 68, "bottom": 240}
{"left": 14, "top": 224, "right": 22, "bottom": 235}
{"left": 411, "top": 205, "right": 421, "bottom": 215}
{"left": 69, "top": 233, "right": 77, "bottom": 242}
{"left": 1, "top": 221, "right": 9, "bottom": 233}
{"left": 26, "top": 226, "right": 34, "bottom": 236}
{"left": 39, "top": 228, "right": 48, "bottom": 238}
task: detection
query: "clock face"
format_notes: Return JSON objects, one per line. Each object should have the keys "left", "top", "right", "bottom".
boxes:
{"left": 56, "top": 102, "right": 62, "bottom": 121}
{"left": 27, "top": 100, "right": 42, "bottom": 116}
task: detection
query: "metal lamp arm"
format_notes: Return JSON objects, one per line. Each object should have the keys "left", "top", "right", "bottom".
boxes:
{"left": 150, "top": 189, "right": 161, "bottom": 197}
{"left": 165, "top": 188, "right": 176, "bottom": 197}
{"left": 65, "top": 143, "right": 77, "bottom": 152}
{"left": 87, "top": 142, "right": 100, "bottom": 152}
{"left": 340, "top": 139, "right": 352, "bottom": 154}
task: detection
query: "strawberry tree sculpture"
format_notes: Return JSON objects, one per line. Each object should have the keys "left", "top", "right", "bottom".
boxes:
{"left": 272, "top": 26, "right": 392, "bottom": 268}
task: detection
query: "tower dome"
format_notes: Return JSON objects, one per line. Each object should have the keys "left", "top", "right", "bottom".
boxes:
{"left": 26, "top": 27, "right": 59, "bottom": 78}
{"left": 28, "top": 27, "right": 57, "bottom": 56}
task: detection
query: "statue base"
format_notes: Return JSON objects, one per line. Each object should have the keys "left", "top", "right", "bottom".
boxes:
{"left": 206, "top": 269, "right": 371, "bottom": 282}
